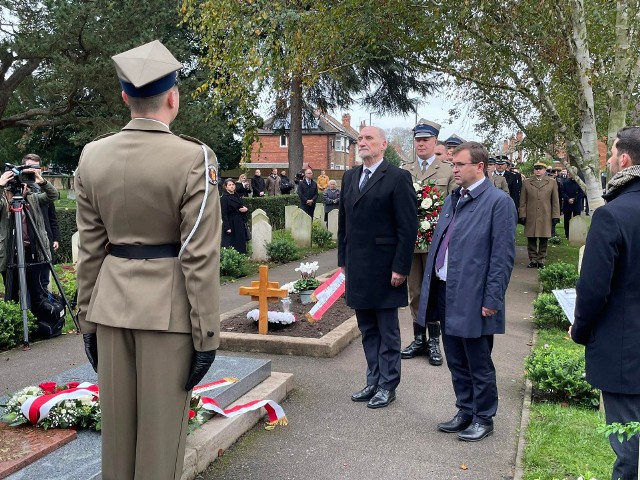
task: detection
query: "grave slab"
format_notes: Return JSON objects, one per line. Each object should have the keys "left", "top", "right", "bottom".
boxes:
{"left": 3, "top": 356, "right": 271, "bottom": 480}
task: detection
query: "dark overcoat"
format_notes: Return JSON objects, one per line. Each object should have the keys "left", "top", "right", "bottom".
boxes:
{"left": 416, "top": 179, "right": 517, "bottom": 338}
{"left": 560, "top": 178, "right": 584, "bottom": 214}
{"left": 337, "top": 160, "right": 417, "bottom": 309}
{"left": 220, "top": 192, "right": 248, "bottom": 254}
{"left": 571, "top": 178, "right": 640, "bottom": 394}
{"left": 504, "top": 170, "right": 522, "bottom": 207}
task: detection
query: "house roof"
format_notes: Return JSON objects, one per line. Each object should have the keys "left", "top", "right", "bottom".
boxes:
{"left": 259, "top": 111, "right": 358, "bottom": 141}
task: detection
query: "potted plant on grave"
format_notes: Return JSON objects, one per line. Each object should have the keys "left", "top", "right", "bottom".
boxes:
{"left": 292, "top": 261, "right": 321, "bottom": 304}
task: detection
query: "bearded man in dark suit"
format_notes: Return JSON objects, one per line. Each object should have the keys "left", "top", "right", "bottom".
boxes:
{"left": 338, "top": 126, "right": 417, "bottom": 409}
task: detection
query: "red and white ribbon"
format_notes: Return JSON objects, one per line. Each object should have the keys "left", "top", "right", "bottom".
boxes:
{"left": 192, "top": 377, "right": 238, "bottom": 395}
{"left": 21, "top": 382, "right": 99, "bottom": 425}
{"left": 306, "top": 269, "right": 346, "bottom": 323}
{"left": 200, "top": 396, "right": 288, "bottom": 428}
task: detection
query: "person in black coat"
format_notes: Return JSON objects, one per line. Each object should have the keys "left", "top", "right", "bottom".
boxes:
{"left": 560, "top": 172, "right": 584, "bottom": 238}
{"left": 251, "top": 169, "right": 265, "bottom": 197}
{"left": 220, "top": 179, "right": 249, "bottom": 254}
{"left": 338, "top": 126, "right": 417, "bottom": 409}
{"left": 235, "top": 173, "right": 251, "bottom": 198}
{"left": 297, "top": 168, "right": 318, "bottom": 217}
{"left": 571, "top": 126, "right": 640, "bottom": 480}
{"left": 495, "top": 157, "right": 522, "bottom": 208}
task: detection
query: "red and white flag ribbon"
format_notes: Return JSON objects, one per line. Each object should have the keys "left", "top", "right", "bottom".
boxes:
{"left": 306, "top": 269, "right": 346, "bottom": 323}
{"left": 192, "top": 377, "right": 238, "bottom": 395}
{"left": 200, "top": 396, "right": 288, "bottom": 428}
{"left": 21, "top": 382, "right": 99, "bottom": 425}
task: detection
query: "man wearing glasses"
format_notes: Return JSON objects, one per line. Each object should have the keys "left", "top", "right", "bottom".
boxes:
{"left": 416, "top": 141, "right": 517, "bottom": 442}
{"left": 518, "top": 162, "right": 561, "bottom": 268}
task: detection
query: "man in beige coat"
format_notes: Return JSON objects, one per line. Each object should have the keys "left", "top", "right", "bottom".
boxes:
{"left": 76, "top": 41, "right": 221, "bottom": 480}
{"left": 401, "top": 120, "right": 456, "bottom": 366}
{"left": 519, "top": 162, "right": 560, "bottom": 268}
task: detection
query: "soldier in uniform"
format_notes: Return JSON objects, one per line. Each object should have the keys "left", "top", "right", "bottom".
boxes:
{"left": 487, "top": 157, "right": 510, "bottom": 193}
{"left": 400, "top": 120, "right": 456, "bottom": 366}
{"left": 444, "top": 134, "right": 466, "bottom": 162}
{"left": 76, "top": 40, "right": 221, "bottom": 480}
{"left": 495, "top": 156, "right": 522, "bottom": 208}
{"left": 519, "top": 161, "right": 560, "bottom": 268}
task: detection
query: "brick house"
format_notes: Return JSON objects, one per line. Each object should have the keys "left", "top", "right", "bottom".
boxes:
{"left": 247, "top": 112, "right": 359, "bottom": 173}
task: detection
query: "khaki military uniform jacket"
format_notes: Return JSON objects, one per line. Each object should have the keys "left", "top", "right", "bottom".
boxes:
{"left": 402, "top": 156, "right": 456, "bottom": 253}
{"left": 75, "top": 119, "right": 221, "bottom": 351}
{"left": 490, "top": 173, "right": 510, "bottom": 194}
{"left": 519, "top": 175, "right": 560, "bottom": 238}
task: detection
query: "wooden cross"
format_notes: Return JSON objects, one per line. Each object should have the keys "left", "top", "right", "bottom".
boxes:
{"left": 239, "top": 265, "right": 288, "bottom": 335}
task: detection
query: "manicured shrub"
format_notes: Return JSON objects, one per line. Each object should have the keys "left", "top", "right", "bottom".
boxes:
{"left": 538, "top": 261, "right": 579, "bottom": 292}
{"left": 532, "top": 293, "right": 568, "bottom": 329}
{"left": 266, "top": 238, "right": 298, "bottom": 263}
{"left": 243, "top": 194, "right": 300, "bottom": 230}
{"left": 0, "top": 301, "right": 37, "bottom": 351}
{"left": 55, "top": 208, "right": 77, "bottom": 264}
{"left": 525, "top": 343, "right": 599, "bottom": 408}
{"left": 220, "top": 247, "right": 249, "bottom": 278}
{"left": 311, "top": 221, "right": 333, "bottom": 247}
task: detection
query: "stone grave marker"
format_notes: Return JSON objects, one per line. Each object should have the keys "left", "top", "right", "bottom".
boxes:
{"left": 71, "top": 231, "right": 79, "bottom": 263}
{"left": 239, "top": 265, "right": 288, "bottom": 335}
{"left": 291, "top": 208, "right": 312, "bottom": 247}
{"left": 313, "top": 203, "right": 324, "bottom": 223}
{"left": 327, "top": 209, "right": 339, "bottom": 240}
{"left": 251, "top": 209, "right": 271, "bottom": 261}
{"left": 284, "top": 205, "right": 297, "bottom": 232}
{"left": 66, "top": 189, "right": 76, "bottom": 201}
{"left": 568, "top": 215, "right": 588, "bottom": 246}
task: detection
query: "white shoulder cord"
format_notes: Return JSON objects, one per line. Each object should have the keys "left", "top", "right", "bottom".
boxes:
{"left": 179, "top": 145, "right": 210, "bottom": 259}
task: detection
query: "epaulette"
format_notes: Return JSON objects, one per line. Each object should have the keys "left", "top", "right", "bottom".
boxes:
{"left": 92, "top": 131, "right": 117, "bottom": 141}
{"left": 179, "top": 134, "right": 205, "bottom": 145}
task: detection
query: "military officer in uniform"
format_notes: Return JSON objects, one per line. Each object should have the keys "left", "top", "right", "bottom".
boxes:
{"left": 400, "top": 120, "right": 456, "bottom": 366}
{"left": 488, "top": 157, "right": 510, "bottom": 193}
{"left": 495, "top": 156, "right": 522, "bottom": 208}
{"left": 76, "top": 40, "right": 221, "bottom": 480}
{"left": 444, "top": 134, "right": 466, "bottom": 162}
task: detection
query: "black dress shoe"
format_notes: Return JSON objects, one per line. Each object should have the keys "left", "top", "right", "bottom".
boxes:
{"left": 537, "top": 262, "right": 544, "bottom": 268}
{"left": 457, "top": 422, "right": 494, "bottom": 442}
{"left": 437, "top": 414, "right": 472, "bottom": 433}
{"left": 351, "top": 385, "right": 377, "bottom": 402}
{"left": 367, "top": 388, "right": 396, "bottom": 409}
{"left": 527, "top": 261, "right": 537, "bottom": 268}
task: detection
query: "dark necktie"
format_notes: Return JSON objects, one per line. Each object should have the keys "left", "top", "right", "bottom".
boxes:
{"left": 435, "top": 188, "right": 468, "bottom": 271}
{"left": 359, "top": 168, "right": 371, "bottom": 191}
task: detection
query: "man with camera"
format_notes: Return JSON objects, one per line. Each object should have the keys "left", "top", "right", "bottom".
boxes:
{"left": 0, "top": 163, "right": 58, "bottom": 308}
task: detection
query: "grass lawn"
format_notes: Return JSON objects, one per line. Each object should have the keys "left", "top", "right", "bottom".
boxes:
{"left": 55, "top": 189, "right": 76, "bottom": 209}
{"left": 515, "top": 220, "right": 588, "bottom": 266}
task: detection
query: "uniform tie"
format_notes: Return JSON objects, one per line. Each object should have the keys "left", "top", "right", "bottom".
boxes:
{"left": 421, "top": 161, "right": 426, "bottom": 173}
{"left": 435, "top": 188, "right": 468, "bottom": 271}
{"left": 359, "top": 168, "right": 371, "bottom": 191}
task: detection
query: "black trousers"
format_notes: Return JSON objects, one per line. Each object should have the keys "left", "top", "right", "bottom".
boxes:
{"left": 3, "top": 245, "right": 48, "bottom": 308}
{"left": 602, "top": 390, "right": 640, "bottom": 480}
{"left": 301, "top": 202, "right": 315, "bottom": 218}
{"left": 563, "top": 210, "right": 580, "bottom": 238}
{"left": 355, "top": 307, "right": 401, "bottom": 391}
{"left": 431, "top": 278, "right": 497, "bottom": 425}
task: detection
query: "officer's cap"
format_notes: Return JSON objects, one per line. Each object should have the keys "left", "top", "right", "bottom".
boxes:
{"left": 413, "top": 119, "right": 440, "bottom": 138}
{"left": 488, "top": 157, "right": 496, "bottom": 165}
{"left": 444, "top": 134, "right": 466, "bottom": 147}
{"left": 534, "top": 161, "right": 548, "bottom": 168}
{"left": 112, "top": 40, "right": 182, "bottom": 98}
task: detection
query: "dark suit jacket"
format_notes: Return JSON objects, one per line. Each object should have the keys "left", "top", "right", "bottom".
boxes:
{"left": 560, "top": 178, "right": 584, "bottom": 214}
{"left": 503, "top": 170, "right": 522, "bottom": 207}
{"left": 338, "top": 160, "right": 417, "bottom": 309}
{"left": 417, "top": 178, "right": 517, "bottom": 337}
{"left": 251, "top": 176, "right": 265, "bottom": 196}
{"left": 571, "top": 178, "right": 640, "bottom": 394}
{"left": 297, "top": 179, "right": 318, "bottom": 205}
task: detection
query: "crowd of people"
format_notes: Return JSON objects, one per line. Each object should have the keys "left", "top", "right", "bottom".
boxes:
{"left": 36, "top": 39, "right": 632, "bottom": 480}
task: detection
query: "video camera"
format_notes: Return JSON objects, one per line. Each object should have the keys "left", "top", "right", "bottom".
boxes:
{"left": 4, "top": 164, "right": 36, "bottom": 192}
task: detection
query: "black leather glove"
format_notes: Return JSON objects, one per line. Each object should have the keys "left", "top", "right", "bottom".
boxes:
{"left": 519, "top": 217, "right": 526, "bottom": 226}
{"left": 185, "top": 350, "right": 217, "bottom": 391}
{"left": 552, "top": 218, "right": 560, "bottom": 225}
{"left": 83, "top": 333, "right": 98, "bottom": 373}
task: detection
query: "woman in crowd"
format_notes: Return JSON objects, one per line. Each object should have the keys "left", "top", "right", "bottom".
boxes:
{"left": 323, "top": 179, "right": 340, "bottom": 225}
{"left": 221, "top": 178, "right": 249, "bottom": 254}
{"left": 235, "top": 173, "right": 251, "bottom": 198}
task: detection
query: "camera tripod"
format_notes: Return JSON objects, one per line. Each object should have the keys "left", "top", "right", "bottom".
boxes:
{"left": 4, "top": 190, "right": 79, "bottom": 349}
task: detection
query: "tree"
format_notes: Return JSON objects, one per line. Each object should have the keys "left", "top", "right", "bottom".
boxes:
{"left": 384, "top": 145, "right": 402, "bottom": 167}
{"left": 419, "top": 0, "right": 640, "bottom": 209}
{"left": 181, "top": 0, "right": 437, "bottom": 176}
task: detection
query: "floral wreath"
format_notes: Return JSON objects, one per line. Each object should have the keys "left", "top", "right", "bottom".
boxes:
{"left": 414, "top": 180, "right": 445, "bottom": 249}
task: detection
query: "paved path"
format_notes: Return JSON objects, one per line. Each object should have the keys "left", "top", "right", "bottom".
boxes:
{"left": 0, "top": 248, "right": 539, "bottom": 480}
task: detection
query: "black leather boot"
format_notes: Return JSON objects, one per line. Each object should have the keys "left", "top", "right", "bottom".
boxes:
{"left": 426, "top": 322, "right": 443, "bottom": 366}
{"left": 401, "top": 323, "right": 428, "bottom": 359}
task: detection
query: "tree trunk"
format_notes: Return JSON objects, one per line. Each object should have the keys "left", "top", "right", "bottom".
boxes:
{"left": 288, "top": 75, "right": 304, "bottom": 177}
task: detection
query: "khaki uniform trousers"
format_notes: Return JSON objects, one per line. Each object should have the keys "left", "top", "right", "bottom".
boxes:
{"left": 408, "top": 252, "right": 429, "bottom": 321}
{"left": 527, "top": 237, "right": 549, "bottom": 263}
{"left": 97, "top": 324, "right": 192, "bottom": 480}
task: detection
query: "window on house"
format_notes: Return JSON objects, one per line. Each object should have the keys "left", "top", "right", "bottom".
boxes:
{"left": 280, "top": 135, "right": 288, "bottom": 147}
{"left": 330, "top": 162, "right": 335, "bottom": 169}
{"left": 335, "top": 135, "right": 344, "bottom": 152}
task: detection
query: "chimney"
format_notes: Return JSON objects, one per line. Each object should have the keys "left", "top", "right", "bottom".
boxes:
{"left": 342, "top": 113, "right": 351, "bottom": 129}
{"left": 359, "top": 119, "right": 366, "bottom": 131}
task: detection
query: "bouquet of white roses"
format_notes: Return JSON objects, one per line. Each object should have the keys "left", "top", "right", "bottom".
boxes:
{"left": 414, "top": 180, "right": 445, "bottom": 250}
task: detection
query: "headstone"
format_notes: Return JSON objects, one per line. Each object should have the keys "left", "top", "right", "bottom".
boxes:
{"left": 327, "top": 210, "right": 339, "bottom": 240}
{"left": 239, "top": 265, "right": 288, "bottom": 335}
{"left": 66, "top": 189, "right": 76, "bottom": 200}
{"left": 313, "top": 203, "right": 324, "bottom": 222}
{"left": 71, "top": 231, "right": 79, "bottom": 263}
{"left": 1, "top": 356, "right": 271, "bottom": 480}
{"left": 291, "top": 208, "right": 312, "bottom": 247}
{"left": 568, "top": 215, "right": 588, "bottom": 246}
{"left": 251, "top": 209, "right": 271, "bottom": 261}
{"left": 284, "top": 205, "right": 297, "bottom": 232}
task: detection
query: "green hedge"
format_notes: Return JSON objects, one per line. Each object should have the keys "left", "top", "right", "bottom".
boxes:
{"left": 243, "top": 194, "right": 300, "bottom": 230}
{"left": 56, "top": 208, "right": 77, "bottom": 264}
